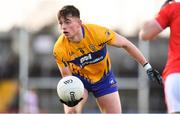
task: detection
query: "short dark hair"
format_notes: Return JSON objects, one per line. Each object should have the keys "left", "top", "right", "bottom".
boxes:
{"left": 57, "top": 5, "right": 80, "bottom": 20}
{"left": 162, "top": 0, "right": 174, "bottom": 8}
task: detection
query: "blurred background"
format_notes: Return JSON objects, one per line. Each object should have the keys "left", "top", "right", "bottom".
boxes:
{"left": 0, "top": 0, "right": 170, "bottom": 113}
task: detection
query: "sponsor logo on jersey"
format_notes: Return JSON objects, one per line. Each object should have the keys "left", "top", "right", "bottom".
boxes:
{"left": 70, "top": 46, "right": 107, "bottom": 68}
{"left": 80, "top": 54, "right": 92, "bottom": 64}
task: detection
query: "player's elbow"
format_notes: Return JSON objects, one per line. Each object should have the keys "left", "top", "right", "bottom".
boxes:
{"left": 139, "top": 31, "right": 151, "bottom": 41}
{"left": 139, "top": 20, "right": 162, "bottom": 41}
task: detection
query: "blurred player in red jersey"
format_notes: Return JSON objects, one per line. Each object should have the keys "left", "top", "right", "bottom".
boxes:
{"left": 54, "top": 5, "right": 162, "bottom": 114}
{"left": 139, "top": 0, "right": 180, "bottom": 113}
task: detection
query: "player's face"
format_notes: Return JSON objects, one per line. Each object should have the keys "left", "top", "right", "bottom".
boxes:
{"left": 59, "top": 16, "right": 81, "bottom": 39}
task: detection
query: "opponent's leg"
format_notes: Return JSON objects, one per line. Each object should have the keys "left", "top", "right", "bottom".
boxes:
{"left": 96, "top": 91, "right": 122, "bottom": 114}
{"left": 64, "top": 89, "right": 88, "bottom": 114}
{"left": 164, "top": 73, "right": 180, "bottom": 114}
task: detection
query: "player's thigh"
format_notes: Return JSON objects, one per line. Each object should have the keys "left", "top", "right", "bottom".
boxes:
{"left": 96, "top": 91, "right": 122, "bottom": 113}
{"left": 64, "top": 89, "right": 89, "bottom": 114}
{"left": 165, "top": 73, "right": 180, "bottom": 113}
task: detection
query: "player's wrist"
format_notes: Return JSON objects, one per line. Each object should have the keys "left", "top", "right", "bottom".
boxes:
{"left": 143, "top": 62, "right": 152, "bottom": 70}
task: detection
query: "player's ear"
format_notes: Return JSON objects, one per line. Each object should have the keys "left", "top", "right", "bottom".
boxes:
{"left": 78, "top": 19, "right": 82, "bottom": 25}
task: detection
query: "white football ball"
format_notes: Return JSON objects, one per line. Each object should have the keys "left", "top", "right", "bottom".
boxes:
{"left": 57, "top": 76, "right": 84, "bottom": 102}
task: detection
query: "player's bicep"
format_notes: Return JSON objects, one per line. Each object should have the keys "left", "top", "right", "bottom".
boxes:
{"left": 108, "top": 33, "right": 129, "bottom": 48}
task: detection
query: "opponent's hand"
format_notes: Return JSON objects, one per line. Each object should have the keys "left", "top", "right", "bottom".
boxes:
{"left": 144, "top": 63, "right": 162, "bottom": 85}
{"left": 59, "top": 98, "right": 83, "bottom": 107}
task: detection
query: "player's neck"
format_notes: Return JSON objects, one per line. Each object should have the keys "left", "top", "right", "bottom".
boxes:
{"left": 69, "top": 27, "right": 84, "bottom": 43}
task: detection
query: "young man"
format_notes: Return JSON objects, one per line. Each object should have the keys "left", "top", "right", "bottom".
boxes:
{"left": 139, "top": 0, "right": 180, "bottom": 113}
{"left": 53, "top": 5, "right": 161, "bottom": 114}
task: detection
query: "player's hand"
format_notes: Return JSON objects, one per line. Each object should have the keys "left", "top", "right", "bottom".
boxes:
{"left": 143, "top": 63, "right": 162, "bottom": 85}
{"left": 59, "top": 98, "right": 83, "bottom": 107}
{"left": 146, "top": 68, "right": 162, "bottom": 84}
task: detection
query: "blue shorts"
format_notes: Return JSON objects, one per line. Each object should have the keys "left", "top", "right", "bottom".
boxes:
{"left": 73, "top": 70, "right": 118, "bottom": 98}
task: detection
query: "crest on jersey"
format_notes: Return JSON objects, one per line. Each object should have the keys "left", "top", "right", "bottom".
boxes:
{"left": 69, "top": 51, "right": 75, "bottom": 56}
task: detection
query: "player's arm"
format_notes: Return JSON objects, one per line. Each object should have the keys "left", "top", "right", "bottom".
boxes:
{"left": 109, "top": 34, "right": 162, "bottom": 84}
{"left": 110, "top": 33, "right": 148, "bottom": 66}
{"left": 139, "top": 19, "right": 162, "bottom": 40}
{"left": 139, "top": 1, "right": 170, "bottom": 41}
{"left": 53, "top": 49, "right": 72, "bottom": 77}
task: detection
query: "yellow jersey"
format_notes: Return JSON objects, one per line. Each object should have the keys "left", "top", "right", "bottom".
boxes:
{"left": 53, "top": 24, "right": 116, "bottom": 83}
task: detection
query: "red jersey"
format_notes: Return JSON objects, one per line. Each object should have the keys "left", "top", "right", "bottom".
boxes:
{"left": 155, "top": 2, "right": 180, "bottom": 80}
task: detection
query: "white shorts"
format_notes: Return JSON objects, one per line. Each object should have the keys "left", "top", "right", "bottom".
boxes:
{"left": 164, "top": 73, "right": 180, "bottom": 113}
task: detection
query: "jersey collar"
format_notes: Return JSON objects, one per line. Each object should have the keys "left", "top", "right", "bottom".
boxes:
{"left": 81, "top": 26, "right": 85, "bottom": 38}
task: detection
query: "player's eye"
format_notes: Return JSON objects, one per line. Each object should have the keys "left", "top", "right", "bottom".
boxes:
{"left": 64, "top": 20, "right": 71, "bottom": 24}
